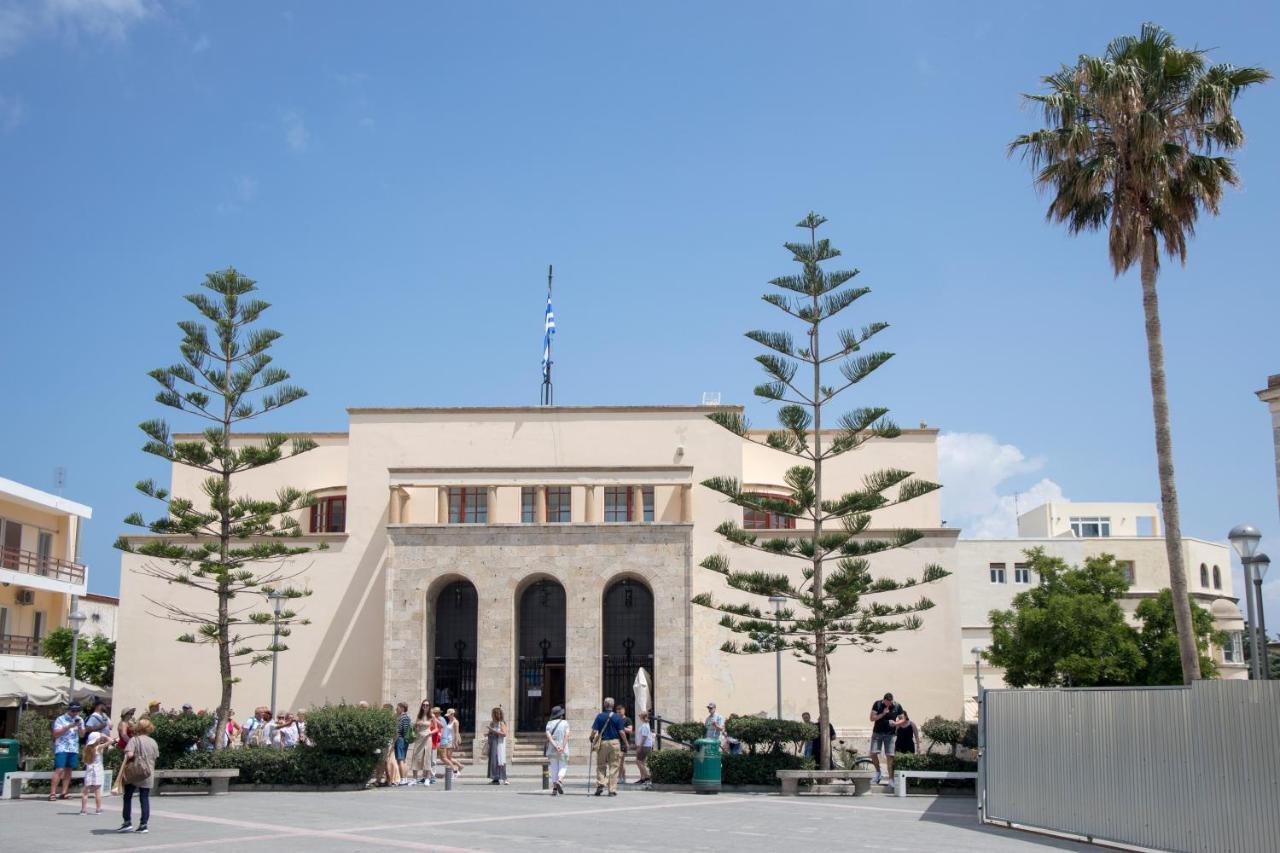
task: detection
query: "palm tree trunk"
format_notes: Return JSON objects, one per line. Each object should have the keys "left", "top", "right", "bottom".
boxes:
{"left": 1139, "top": 232, "right": 1201, "bottom": 683}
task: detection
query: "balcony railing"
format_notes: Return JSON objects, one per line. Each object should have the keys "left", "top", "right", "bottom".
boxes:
{"left": 0, "top": 634, "right": 42, "bottom": 656}
{"left": 0, "top": 546, "right": 86, "bottom": 585}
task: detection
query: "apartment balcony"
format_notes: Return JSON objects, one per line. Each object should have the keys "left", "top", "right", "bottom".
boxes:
{"left": 0, "top": 634, "right": 41, "bottom": 656}
{"left": 0, "top": 546, "right": 87, "bottom": 593}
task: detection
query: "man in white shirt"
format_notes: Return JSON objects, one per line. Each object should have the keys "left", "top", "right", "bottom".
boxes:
{"left": 703, "top": 702, "right": 725, "bottom": 741}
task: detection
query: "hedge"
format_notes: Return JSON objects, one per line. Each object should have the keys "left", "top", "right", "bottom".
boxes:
{"left": 150, "top": 712, "right": 216, "bottom": 767}
{"left": 171, "top": 748, "right": 373, "bottom": 786}
{"left": 892, "top": 752, "right": 977, "bottom": 792}
{"left": 920, "top": 716, "right": 978, "bottom": 756}
{"left": 646, "top": 748, "right": 813, "bottom": 786}
{"left": 661, "top": 717, "right": 817, "bottom": 754}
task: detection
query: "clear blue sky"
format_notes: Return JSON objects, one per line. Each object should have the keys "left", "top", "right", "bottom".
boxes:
{"left": 1, "top": 2, "right": 1277, "bottom": 617}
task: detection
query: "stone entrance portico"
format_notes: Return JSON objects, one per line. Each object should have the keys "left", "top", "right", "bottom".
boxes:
{"left": 384, "top": 522, "right": 693, "bottom": 739}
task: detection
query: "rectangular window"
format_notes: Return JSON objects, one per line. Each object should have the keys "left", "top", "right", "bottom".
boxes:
{"left": 32, "top": 611, "right": 45, "bottom": 643}
{"left": 989, "top": 563, "right": 1007, "bottom": 584}
{"left": 1069, "top": 516, "right": 1111, "bottom": 537}
{"left": 1013, "top": 563, "right": 1030, "bottom": 584}
{"left": 36, "top": 530, "right": 53, "bottom": 575}
{"left": 642, "top": 486, "right": 654, "bottom": 523}
{"left": 547, "top": 486, "right": 572, "bottom": 523}
{"left": 521, "top": 487, "right": 536, "bottom": 523}
{"left": 0, "top": 518, "right": 20, "bottom": 569}
{"left": 448, "top": 487, "right": 488, "bottom": 524}
{"left": 604, "top": 487, "right": 631, "bottom": 522}
{"left": 1116, "top": 560, "right": 1136, "bottom": 585}
{"left": 0, "top": 605, "right": 7, "bottom": 637}
{"left": 1225, "top": 631, "right": 1244, "bottom": 664}
{"left": 309, "top": 496, "right": 346, "bottom": 533}
{"left": 743, "top": 494, "right": 798, "bottom": 530}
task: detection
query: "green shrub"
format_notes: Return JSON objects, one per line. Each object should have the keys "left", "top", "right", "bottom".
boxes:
{"left": 305, "top": 703, "right": 396, "bottom": 757}
{"left": 662, "top": 722, "right": 704, "bottom": 745}
{"left": 172, "top": 746, "right": 375, "bottom": 786}
{"left": 16, "top": 709, "right": 56, "bottom": 764}
{"left": 645, "top": 748, "right": 812, "bottom": 786}
{"left": 920, "top": 716, "right": 977, "bottom": 755}
{"left": 891, "top": 752, "right": 977, "bottom": 792}
{"left": 725, "top": 717, "right": 816, "bottom": 754}
{"left": 148, "top": 712, "right": 214, "bottom": 766}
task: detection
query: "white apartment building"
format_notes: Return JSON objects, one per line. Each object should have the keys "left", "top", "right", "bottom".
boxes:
{"left": 958, "top": 500, "right": 1247, "bottom": 714}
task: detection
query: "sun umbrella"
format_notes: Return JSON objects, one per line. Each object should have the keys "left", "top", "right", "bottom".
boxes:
{"left": 632, "top": 667, "right": 651, "bottom": 718}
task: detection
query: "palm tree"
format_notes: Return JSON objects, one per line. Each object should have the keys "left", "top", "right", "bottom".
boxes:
{"left": 1010, "top": 24, "right": 1269, "bottom": 683}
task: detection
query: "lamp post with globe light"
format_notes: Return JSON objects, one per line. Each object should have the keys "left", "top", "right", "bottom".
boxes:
{"left": 1228, "top": 524, "right": 1263, "bottom": 678}
{"left": 268, "top": 590, "right": 286, "bottom": 716}
{"left": 1252, "top": 553, "right": 1271, "bottom": 680}
{"left": 67, "top": 598, "right": 86, "bottom": 701}
{"left": 769, "top": 594, "right": 787, "bottom": 719}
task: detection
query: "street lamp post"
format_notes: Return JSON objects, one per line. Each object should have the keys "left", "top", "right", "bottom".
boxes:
{"left": 67, "top": 598, "right": 86, "bottom": 702}
{"left": 971, "top": 646, "right": 986, "bottom": 823}
{"left": 768, "top": 594, "right": 787, "bottom": 719}
{"left": 1229, "top": 524, "right": 1263, "bottom": 679}
{"left": 268, "top": 591, "right": 286, "bottom": 717}
{"left": 1254, "top": 553, "right": 1271, "bottom": 680}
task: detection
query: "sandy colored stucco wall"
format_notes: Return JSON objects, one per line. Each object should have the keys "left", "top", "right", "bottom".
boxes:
{"left": 114, "top": 406, "right": 961, "bottom": 732}
{"left": 1016, "top": 502, "right": 1161, "bottom": 538}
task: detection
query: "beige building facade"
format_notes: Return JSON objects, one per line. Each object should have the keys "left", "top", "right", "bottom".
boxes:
{"left": 115, "top": 405, "right": 960, "bottom": 740}
{"left": 1259, "top": 374, "right": 1280, "bottom": 521}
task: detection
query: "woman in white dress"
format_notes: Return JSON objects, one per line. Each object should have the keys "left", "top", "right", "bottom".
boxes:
{"left": 544, "top": 705, "right": 569, "bottom": 795}
{"left": 79, "top": 727, "right": 109, "bottom": 815}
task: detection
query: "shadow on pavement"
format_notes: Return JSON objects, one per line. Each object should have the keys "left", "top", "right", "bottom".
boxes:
{"left": 918, "top": 799, "right": 1090, "bottom": 850}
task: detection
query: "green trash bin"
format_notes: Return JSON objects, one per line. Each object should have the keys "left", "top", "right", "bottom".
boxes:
{"left": 692, "top": 738, "right": 721, "bottom": 794}
{"left": 0, "top": 739, "right": 19, "bottom": 787}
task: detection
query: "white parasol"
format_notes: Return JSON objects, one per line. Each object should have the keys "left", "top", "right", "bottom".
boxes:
{"left": 632, "top": 667, "right": 651, "bottom": 718}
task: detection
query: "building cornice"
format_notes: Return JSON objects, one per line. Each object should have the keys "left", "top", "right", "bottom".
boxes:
{"left": 349, "top": 404, "right": 744, "bottom": 416}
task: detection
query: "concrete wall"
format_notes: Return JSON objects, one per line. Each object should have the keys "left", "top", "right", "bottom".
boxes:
{"left": 1016, "top": 501, "right": 1160, "bottom": 538}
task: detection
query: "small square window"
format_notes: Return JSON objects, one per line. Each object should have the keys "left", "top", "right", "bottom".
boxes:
{"left": 448, "top": 487, "right": 488, "bottom": 524}
{"left": 1013, "top": 563, "right": 1030, "bottom": 584}
{"left": 989, "top": 563, "right": 1007, "bottom": 584}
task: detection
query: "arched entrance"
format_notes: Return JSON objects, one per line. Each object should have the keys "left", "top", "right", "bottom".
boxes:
{"left": 602, "top": 577, "right": 655, "bottom": 714}
{"left": 432, "top": 580, "right": 477, "bottom": 732}
{"left": 517, "top": 579, "right": 566, "bottom": 733}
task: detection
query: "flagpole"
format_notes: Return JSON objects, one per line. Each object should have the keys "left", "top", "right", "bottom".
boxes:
{"left": 541, "top": 264, "right": 554, "bottom": 406}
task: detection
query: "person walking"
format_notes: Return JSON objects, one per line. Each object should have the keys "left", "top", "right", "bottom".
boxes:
{"left": 410, "top": 701, "right": 436, "bottom": 784}
{"left": 869, "top": 692, "right": 904, "bottom": 786}
{"left": 486, "top": 707, "right": 509, "bottom": 785}
{"left": 79, "top": 726, "right": 109, "bottom": 815}
{"left": 439, "top": 708, "right": 464, "bottom": 775}
{"left": 894, "top": 711, "right": 920, "bottom": 755}
{"left": 634, "top": 711, "right": 654, "bottom": 784}
{"left": 49, "top": 701, "right": 84, "bottom": 801}
{"left": 544, "top": 705, "right": 569, "bottom": 795}
{"left": 614, "top": 704, "right": 634, "bottom": 783}
{"left": 117, "top": 718, "right": 159, "bottom": 834}
{"left": 590, "top": 697, "right": 627, "bottom": 797}
{"left": 394, "top": 702, "right": 412, "bottom": 784}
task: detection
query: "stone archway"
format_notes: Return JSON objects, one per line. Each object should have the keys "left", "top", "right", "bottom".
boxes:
{"left": 431, "top": 579, "right": 478, "bottom": 732}
{"left": 516, "top": 577, "right": 567, "bottom": 732}
{"left": 602, "top": 577, "right": 655, "bottom": 714}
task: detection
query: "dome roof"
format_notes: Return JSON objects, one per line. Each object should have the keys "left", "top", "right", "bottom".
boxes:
{"left": 1211, "top": 598, "right": 1244, "bottom": 623}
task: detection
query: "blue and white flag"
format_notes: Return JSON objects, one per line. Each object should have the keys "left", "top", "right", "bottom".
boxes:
{"left": 542, "top": 293, "right": 556, "bottom": 374}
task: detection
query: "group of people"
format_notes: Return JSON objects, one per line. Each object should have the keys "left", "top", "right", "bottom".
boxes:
{"left": 47, "top": 700, "right": 161, "bottom": 834}
{"left": 867, "top": 691, "right": 918, "bottom": 787}
{"left": 235, "top": 706, "right": 311, "bottom": 749}
{"left": 584, "top": 699, "right": 655, "bottom": 796}
{"left": 377, "top": 701, "right": 466, "bottom": 786}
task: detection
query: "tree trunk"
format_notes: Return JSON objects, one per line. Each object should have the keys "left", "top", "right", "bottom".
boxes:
{"left": 809, "top": 237, "right": 831, "bottom": 771}
{"left": 215, "top": 342, "right": 234, "bottom": 747}
{"left": 1139, "top": 232, "right": 1201, "bottom": 683}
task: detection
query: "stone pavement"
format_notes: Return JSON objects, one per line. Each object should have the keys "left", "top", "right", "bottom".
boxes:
{"left": 0, "top": 773, "right": 1094, "bottom": 852}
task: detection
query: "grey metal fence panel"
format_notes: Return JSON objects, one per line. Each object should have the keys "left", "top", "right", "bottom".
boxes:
{"left": 983, "top": 681, "right": 1280, "bottom": 852}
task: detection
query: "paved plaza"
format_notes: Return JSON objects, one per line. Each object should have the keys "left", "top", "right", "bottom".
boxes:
{"left": 1, "top": 772, "right": 1093, "bottom": 852}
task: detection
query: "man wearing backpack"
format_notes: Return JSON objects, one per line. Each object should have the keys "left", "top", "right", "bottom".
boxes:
{"left": 118, "top": 718, "right": 159, "bottom": 834}
{"left": 590, "top": 697, "right": 628, "bottom": 797}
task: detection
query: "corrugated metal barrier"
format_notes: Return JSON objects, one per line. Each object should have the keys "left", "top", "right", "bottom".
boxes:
{"left": 981, "top": 681, "right": 1280, "bottom": 852}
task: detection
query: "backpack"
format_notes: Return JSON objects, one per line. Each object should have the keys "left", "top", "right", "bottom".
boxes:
{"left": 121, "top": 741, "right": 153, "bottom": 786}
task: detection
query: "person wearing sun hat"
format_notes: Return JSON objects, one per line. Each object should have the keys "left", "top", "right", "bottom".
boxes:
{"left": 543, "top": 705, "right": 569, "bottom": 795}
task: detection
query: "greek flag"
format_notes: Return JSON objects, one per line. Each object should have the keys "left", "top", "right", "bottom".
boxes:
{"left": 542, "top": 293, "right": 555, "bottom": 374}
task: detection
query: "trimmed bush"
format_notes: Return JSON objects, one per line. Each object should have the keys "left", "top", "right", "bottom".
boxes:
{"left": 892, "top": 752, "right": 976, "bottom": 772}
{"left": 149, "top": 712, "right": 215, "bottom": 766}
{"left": 304, "top": 703, "right": 396, "bottom": 757}
{"left": 16, "top": 709, "right": 56, "bottom": 765}
{"left": 662, "top": 722, "right": 704, "bottom": 745}
{"left": 920, "top": 716, "right": 977, "bottom": 756}
{"left": 725, "top": 717, "right": 816, "bottom": 754}
{"left": 646, "top": 748, "right": 812, "bottom": 786}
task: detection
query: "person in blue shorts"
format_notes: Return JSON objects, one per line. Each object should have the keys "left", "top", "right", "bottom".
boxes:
{"left": 50, "top": 702, "right": 85, "bottom": 800}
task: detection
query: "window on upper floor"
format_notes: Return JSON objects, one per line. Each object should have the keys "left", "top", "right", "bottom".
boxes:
{"left": 0, "top": 517, "right": 20, "bottom": 569}
{"left": 521, "top": 486, "right": 572, "bottom": 523}
{"left": 1199, "top": 563, "right": 1209, "bottom": 588}
{"left": 743, "top": 493, "right": 797, "bottom": 530}
{"left": 1070, "top": 516, "right": 1111, "bottom": 537}
{"left": 0, "top": 605, "right": 7, "bottom": 637}
{"left": 36, "top": 530, "right": 53, "bottom": 573}
{"left": 989, "top": 563, "right": 1007, "bottom": 584}
{"left": 32, "top": 611, "right": 45, "bottom": 642}
{"left": 448, "top": 487, "right": 488, "bottom": 524}
{"left": 1013, "top": 563, "right": 1030, "bottom": 584}
{"left": 603, "top": 486, "right": 654, "bottom": 522}
{"left": 1224, "top": 631, "right": 1244, "bottom": 664}
{"left": 1213, "top": 565, "right": 1222, "bottom": 590}
{"left": 310, "top": 495, "right": 347, "bottom": 533}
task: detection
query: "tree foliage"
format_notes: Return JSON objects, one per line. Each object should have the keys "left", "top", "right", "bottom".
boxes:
{"left": 116, "top": 268, "right": 320, "bottom": 747}
{"left": 987, "top": 548, "right": 1224, "bottom": 687}
{"left": 41, "top": 627, "right": 115, "bottom": 687}
{"left": 696, "top": 214, "right": 948, "bottom": 769}
{"left": 1135, "top": 589, "right": 1223, "bottom": 684}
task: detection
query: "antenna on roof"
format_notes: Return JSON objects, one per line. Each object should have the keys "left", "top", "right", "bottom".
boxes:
{"left": 54, "top": 466, "right": 66, "bottom": 495}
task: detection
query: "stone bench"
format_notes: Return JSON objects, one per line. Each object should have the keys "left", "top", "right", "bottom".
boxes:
{"left": 893, "top": 770, "right": 977, "bottom": 797}
{"left": 153, "top": 768, "right": 240, "bottom": 795}
{"left": 3, "top": 769, "right": 114, "bottom": 799}
{"left": 776, "top": 769, "right": 875, "bottom": 796}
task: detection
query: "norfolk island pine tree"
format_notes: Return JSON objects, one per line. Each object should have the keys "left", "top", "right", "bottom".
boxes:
{"left": 1009, "top": 23, "right": 1269, "bottom": 683}
{"left": 695, "top": 213, "right": 950, "bottom": 770}
{"left": 116, "top": 269, "right": 321, "bottom": 747}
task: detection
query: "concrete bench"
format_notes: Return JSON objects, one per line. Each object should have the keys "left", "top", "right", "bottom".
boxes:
{"left": 894, "top": 770, "right": 977, "bottom": 797}
{"left": 153, "top": 768, "right": 240, "bottom": 795}
{"left": 776, "top": 769, "right": 875, "bottom": 796}
{"left": 3, "top": 769, "right": 114, "bottom": 799}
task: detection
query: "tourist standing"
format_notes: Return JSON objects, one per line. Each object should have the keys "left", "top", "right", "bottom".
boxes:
{"left": 590, "top": 697, "right": 627, "bottom": 796}
{"left": 117, "top": 718, "right": 159, "bottom": 834}
{"left": 296, "top": 710, "right": 313, "bottom": 747}
{"left": 430, "top": 706, "right": 444, "bottom": 773}
{"left": 544, "top": 705, "right": 569, "bottom": 795}
{"left": 634, "top": 711, "right": 654, "bottom": 784}
{"left": 439, "top": 708, "right": 464, "bottom": 775}
{"left": 116, "top": 708, "right": 136, "bottom": 750}
{"left": 223, "top": 710, "right": 242, "bottom": 747}
{"left": 277, "top": 713, "right": 302, "bottom": 749}
{"left": 79, "top": 726, "right": 109, "bottom": 815}
{"left": 703, "top": 702, "right": 725, "bottom": 743}
{"left": 614, "top": 704, "right": 633, "bottom": 783}
{"left": 84, "top": 701, "right": 111, "bottom": 742}
{"left": 410, "top": 701, "right": 436, "bottom": 784}
{"left": 49, "top": 702, "right": 84, "bottom": 801}
{"left": 486, "top": 707, "right": 509, "bottom": 784}
{"left": 394, "top": 702, "right": 412, "bottom": 784}
{"left": 869, "top": 692, "right": 903, "bottom": 785}
{"left": 894, "top": 711, "right": 920, "bottom": 755}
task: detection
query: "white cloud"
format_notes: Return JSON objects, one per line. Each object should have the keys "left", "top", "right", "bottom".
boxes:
{"left": 191, "top": 33, "right": 209, "bottom": 54}
{"left": 216, "top": 174, "right": 258, "bottom": 214}
{"left": 938, "top": 432, "right": 1068, "bottom": 538}
{"left": 0, "top": 92, "right": 24, "bottom": 131}
{"left": 0, "top": 0, "right": 155, "bottom": 57}
{"left": 282, "top": 111, "right": 308, "bottom": 152}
